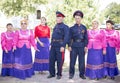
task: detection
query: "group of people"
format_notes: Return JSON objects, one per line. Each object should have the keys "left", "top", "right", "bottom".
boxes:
{"left": 0, "top": 10, "right": 119, "bottom": 81}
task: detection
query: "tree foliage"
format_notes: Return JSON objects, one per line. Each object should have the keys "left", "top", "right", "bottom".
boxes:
{"left": 45, "top": 0, "right": 100, "bottom": 28}
{"left": 104, "top": 2, "right": 120, "bottom": 24}
{"left": 0, "top": 0, "right": 47, "bottom": 17}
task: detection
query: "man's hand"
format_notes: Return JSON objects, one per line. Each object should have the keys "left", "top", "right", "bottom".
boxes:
{"left": 68, "top": 47, "right": 72, "bottom": 51}
{"left": 60, "top": 47, "right": 65, "bottom": 52}
{"left": 84, "top": 47, "right": 87, "bottom": 54}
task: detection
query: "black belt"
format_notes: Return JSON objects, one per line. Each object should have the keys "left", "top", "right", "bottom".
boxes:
{"left": 52, "top": 39, "right": 63, "bottom": 42}
{"left": 73, "top": 39, "right": 84, "bottom": 42}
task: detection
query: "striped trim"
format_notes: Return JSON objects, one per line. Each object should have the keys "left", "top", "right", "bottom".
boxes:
{"left": 34, "top": 58, "right": 49, "bottom": 63}
{"left": 13, "top": 63, "right": 33, "bottom": 70}
{"left": 86, "top": 64, "right": 104, "bottom": 70}
{"left": 2, "top": 64, "right": 13, "bottom": 68}
{"left": 104, "top": 62, "right": 117, "bottom": 68}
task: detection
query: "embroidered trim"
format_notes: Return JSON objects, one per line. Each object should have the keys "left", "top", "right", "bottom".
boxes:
{"left": 86, "top": 64, "right": 104, "bottom": 70}
{"left": 34, "top": 58, "right": 49, "bottom": 63}
{"left": 104, "top": 62, "right": 117, "bottom": 68}
{"left": 2, "top": 64, "right": 13, "bottom": 68}
{"left": 5, "top": 33, "right": 13, "bottom": 39}
{"left": 104, "top": 30, "right": 116, "bottom": 36}
{"left": 19, "top": 30, "right": 30, "bottom": 38}
{"left": 13, "top": 63, "right": 33, "bottom": 70}
{"left": 89, "top": 29, "right": 100, "bottom": 38}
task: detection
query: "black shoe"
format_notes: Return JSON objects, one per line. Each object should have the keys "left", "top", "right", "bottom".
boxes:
{"left": 69, "top": 75, "right": 74, "bottom": 79}
{"left": 80, "top": 75, "right": 86, "bottom": 79}
{"left": 96, "top": 78, "right": 99, "bottom": 80}
{"left": 47, "top": 75, "right": 55, "bottom": 78}
{"left": 56, "top": 76, "right": 61, "bottom": 79}
{"left": 111, "top": 77, "right": 115, "bottom": 80}
{"left": 104, "top": 76, "right": 107, "bottom": 79}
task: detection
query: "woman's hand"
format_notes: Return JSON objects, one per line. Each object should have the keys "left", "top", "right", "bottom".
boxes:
{"left": 39, "top": 42, "right": 44, "bottom": 47}
{"left": 12, "top": 47, "right": 16, "bottom": 52}
{"left": 103, "top": 50, "right": 106, "bottom": 55}
{"left": 5, "top": 49, "right": 8, "bottom": 53}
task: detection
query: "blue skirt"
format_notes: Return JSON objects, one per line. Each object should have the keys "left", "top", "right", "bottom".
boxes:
{"left": 1, "top": 50, "right": 14, "bottom": 76}
{"left": 13, "top": 45, "right": 34, "bottom": 79}
{"left": 33, "top": 38, "right": 49, "bottom": 71}
{"left": 103, "top": 44, "right": 119, "bottom": 77}
{"left": 85, "top": 48, "right": 105, "bottom": 79}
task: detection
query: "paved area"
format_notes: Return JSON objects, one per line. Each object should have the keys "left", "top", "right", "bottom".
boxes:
{"left": 0, "top": 71, "right": 120, "bottom": 83}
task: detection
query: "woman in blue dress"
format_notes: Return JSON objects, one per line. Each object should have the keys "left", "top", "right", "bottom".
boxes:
{"left": 33, "top": 17, "right": 50, "bottom": 74}
{"left": 1, "top": 23, "right": 14, "bottom": 76}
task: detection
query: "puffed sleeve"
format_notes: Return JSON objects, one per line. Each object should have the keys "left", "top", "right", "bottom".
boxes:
{"left": 84, "top": 26, "right": 88, "bottom": 47}
{"left": 30, "top": 30, "right": 37, "bottom": 50}
{"left": 47, "top": 26, "right": 50, "bottom": 38}
{"left": 115, "top": 30, "right": 119, "bottom": 52}
{"left": 1, "top": 33, "right": 6, "bottom": 50}
{"left": 34, "top": 26, "right": 38, "bottom": 38}
{"left": 101, "top": 30, "right": 107, "bottom": 51}
{"left": 62, "top": 25, "right": 69, "bottom": 47}
{"left": 13, "top": 30, "right": 19, "bottom": 49}
{"left": 68, "top": 27, "right": 73, "bottom": 47}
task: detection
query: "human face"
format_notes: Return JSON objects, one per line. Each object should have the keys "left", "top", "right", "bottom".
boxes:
{"left": 7, "top": 25, "right": 13, "bottom": 32}
{"left": 41, "top": 17, "right": 46, "bottom": 25}
{"left": 92, "top": 21, "right": 99, "bottom": 29}
{"left": 74, "top": 16, "right": 82, "bottom": 25}
{"left": 106, "top": 23, "right": 113, "bottom": 29}
{"left": 56, "top": 17, "right": 63, "bottom": 23}
{"left": 21, "top": 22, "right": 27, "bottom": 30}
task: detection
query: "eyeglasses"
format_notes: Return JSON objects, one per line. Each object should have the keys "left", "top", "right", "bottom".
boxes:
{"left": 21, "top": 23, "right": 27, "bottom": 25}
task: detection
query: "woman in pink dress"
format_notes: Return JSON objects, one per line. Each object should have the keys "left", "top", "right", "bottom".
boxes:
{"left": 1, "top": 23, "right": 14, "bottom": 76}
{"left": 13, "top": 19, "right": 38, "bottom": 79}
{"left": 103, "top": 20, "right": 119, "bottom": 80}
{"left": 85, "top": 20, "right": 106, "bottom": 80}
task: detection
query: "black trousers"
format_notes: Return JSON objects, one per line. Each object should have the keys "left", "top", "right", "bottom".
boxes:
{"left": 69, "top": 47, "right": 85, "bottom": 76}
{"left": 49, "top": 46, "right": 64, "bottom": 76}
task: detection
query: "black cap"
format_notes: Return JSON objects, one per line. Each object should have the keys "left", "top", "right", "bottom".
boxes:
{"left": 56, "top": 11, "right": 65, "bottom": 17}
{"left": 73, "top": 10, "right": 84, "bottom": 18}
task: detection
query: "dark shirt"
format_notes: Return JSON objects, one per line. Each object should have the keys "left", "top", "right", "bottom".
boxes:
{"left": 68, "top": 24, "right": 88, "bottom": 47}
{"left": 51, "top": 22, "right": 69, "bottom": 47}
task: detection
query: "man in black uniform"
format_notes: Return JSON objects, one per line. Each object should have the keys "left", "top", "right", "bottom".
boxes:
{"left": 68, "top": 10, "right": 88, "bottom": 79}
{"left": 47, "top": 11, "right": 69, "bottom": 79}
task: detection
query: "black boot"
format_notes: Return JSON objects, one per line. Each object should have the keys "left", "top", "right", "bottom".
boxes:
{"left": 111, "top": 77, "right": 115, "bottom": 80}
{"left": 103, "top": 75, "right": 107, "bottom": 79}
{"left": 56, "top": 76, "right": 61, "bottom": 79}
{"left": 69, "top": 75, "right": 74, "bottom": 79}
{"left": 80, "top": 75, "right": 86, "bottom": 79}
{"left": 96, "top": 78, "right": 99, "bottom": 80}
{"left": 47, "top": 75, "right": 55, "bottom": 78}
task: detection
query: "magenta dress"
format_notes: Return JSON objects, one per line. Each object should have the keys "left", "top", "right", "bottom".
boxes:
{"left": 1, "top": 31, "right": 14, "bottom": 76}
{"left": 103, "top": 29, "right": 119, "bottom": 77}
{"left": 85, "top": 29, "right": 106, "bottom": 79}
{"left": 13, "top": 29, "right": 37, "bottom": 79}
